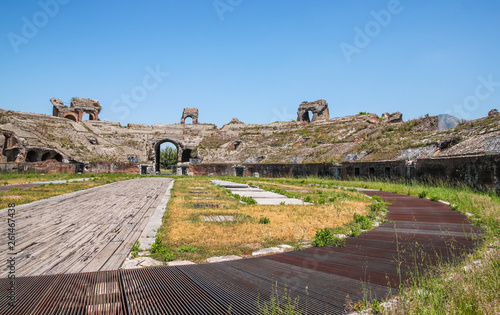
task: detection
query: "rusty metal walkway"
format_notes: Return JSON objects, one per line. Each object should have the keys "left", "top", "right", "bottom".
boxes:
{"left": 1, "top": 190, "right": 482, "bottom": 314}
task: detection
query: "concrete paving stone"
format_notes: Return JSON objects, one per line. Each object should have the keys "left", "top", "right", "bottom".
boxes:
{"left": 121, "top": 257, "right": 164, "bottom": 269}
{"left": 167, "top": 260, "right": 196, "bottom": 266}
{"left": 252, "top": 247, "right": 287, "bottom": 256}
{"left": 206, "top": 255, "right": 242, "bottom": 263}
{"left": 277, "top": 245, "right": 294, "bottom": 250}
{"left": 212, "top": 180, "right": 312, "bottom": 205}
{"left": 203, "top": 215, "right": 235, "bottom": 222}
{"left": 139, "top": 179, "right": 175, "bottom": 250}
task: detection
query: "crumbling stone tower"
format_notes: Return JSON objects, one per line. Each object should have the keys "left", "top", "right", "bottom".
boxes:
{"left": 297, "top": 99, "right": 329, "bottom": 122}
{"left": 52, "top": 97, "right": 101, "bottom": 122}
{"left": 180, "top": 107, "right": 199, "bottom": 124}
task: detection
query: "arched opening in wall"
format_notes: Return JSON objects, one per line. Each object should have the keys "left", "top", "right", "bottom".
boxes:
{"left": 181, "top": 149, "right": 192, "bottom": 162}
{"left": 82, "top": 112, "right": 96, "bottom": 120}
{"left": 184, "top": 117, "right": 193, "bottom": 124}
{"left": 64, "top": 114, "right": 77, "bottom": 122}
{"left": 155, "top": 140, "right": 178, "bottom": 174}
{"left": 54, "top": 153, "right": 63, "bottom": 162}
{"left": 307, "top": 110, "right": 314, "bottom": 122}
{"left": 41, "top": 152, "right": 51, "bottom": 161}
{"left": 26, "top": 151, "right": 37, "bottom": 162}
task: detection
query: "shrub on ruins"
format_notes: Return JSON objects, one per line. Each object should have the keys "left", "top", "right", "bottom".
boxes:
{"left": 353, "top": 213, "right": 372, "bottom": 230}
{"left": 259, "top": 217, "right": 270, "bottom": 224}
{"left": 313, "top": 228, "right": 333, "bottom": 247}
{"left": 418, "top": 190, "right": 428, "bottom": 198}
{"left": 150, "top": 235, "right": 176, "bottom": 262}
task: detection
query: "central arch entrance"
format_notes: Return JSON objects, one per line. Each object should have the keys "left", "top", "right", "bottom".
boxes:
{"left": 154, "top": 139, "right": 179, "bottom": 174}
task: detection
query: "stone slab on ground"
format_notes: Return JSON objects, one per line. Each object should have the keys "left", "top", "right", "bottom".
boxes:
{"left": 138, "top": 179, "right": 175, "bottom": 250}
{"left": 203, "top": 215, "right": 235, "bottom": 222}
{"left": 206, "top": 255, "right": 242, "bottom": 263}
{"left": 121, "top": 256, "right": 164, "bottom": 269}
{"left": 212, "top": 180, "right": 311, "bottom": 205}
{"left": 252, "top": 244, "right": 295, "bottom": 256}
{"left": 167, "top": 260, "right": 197, "bottom": 266}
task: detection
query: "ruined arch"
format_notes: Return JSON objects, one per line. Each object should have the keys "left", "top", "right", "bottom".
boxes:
{"left": 41, "top": 152, "right": 51, "bottom": 161}
{"left": 154, "top": 139, "right": 181, "bottom": 173}
{"left": 297, "top": 99, "right": 329, "bottom": 123}
{"left": 180, "top": 108, "right": 199, "bottom": 124}
{"left": 54, "top": 153, "right": 63, "bottom": 162}
{"left": 83, "top": 111, "right": 97, "bottom": 121}
{"left": 64, "top": 113, "right": 78, "bottom": 122}
{"left": 26, "top": 150, "right": 37, "bottom": 162}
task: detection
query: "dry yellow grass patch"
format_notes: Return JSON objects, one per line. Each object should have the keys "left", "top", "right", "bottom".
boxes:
{"left": 159, "top": 177, "right": 370, "bottom": 261}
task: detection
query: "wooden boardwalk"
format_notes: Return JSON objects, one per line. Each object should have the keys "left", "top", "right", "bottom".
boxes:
{"left": 0, "top": 187, "right": 483, "bottom": 314}
{"left": 0, "top": 178, "right": 172, "bottom": 277}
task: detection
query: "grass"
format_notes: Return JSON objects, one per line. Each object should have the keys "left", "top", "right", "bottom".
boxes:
{"left": 154, "top": 176, "right": 371, "bottom": 263}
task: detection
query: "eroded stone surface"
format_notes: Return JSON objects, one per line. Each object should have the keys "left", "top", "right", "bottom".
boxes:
{"left": 122, "top": 256, "right": 164, "bottom": 269}
{"left": 252, "top": 244, "right": 294, "bottom": 256}
{"left": 181, "top": 107, "right": 199, "bottom": 124}
{"left": 166, "top": 260, "right": 196, "bottom": 266}
{"left": 297, "top": 99, "right": 329, "bottom": 122}
{"left": 206, "top": 255, "right": 242, "bottom": 263}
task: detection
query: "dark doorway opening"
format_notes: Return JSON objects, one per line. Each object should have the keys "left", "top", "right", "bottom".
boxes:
{"left": 234, "top": 166, "right": 245, "bottom": 177}
{"left": 181, "top": 149, "right": 192, "bottom": 163}
{"left": 369, "top": 167, "right": 375, "bottom": 177}
{"left": 41, "top": 152, "right": 51, "bottom": 161}
{"left": 65, "top": 115, "right": 77, "bottom": 122}
{"left": 26, "top": 151, "right": 37, "bottom": 162}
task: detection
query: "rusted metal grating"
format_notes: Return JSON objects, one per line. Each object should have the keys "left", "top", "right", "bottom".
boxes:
{"left": 1, "top": 270, "right": 126, "bottom": 315}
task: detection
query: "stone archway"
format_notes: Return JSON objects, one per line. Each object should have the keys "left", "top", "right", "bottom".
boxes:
{"left": 154, "top": 139, "right": 181, "bottom": 173}
{"left": 297, "top": 99, "right": 329, "bottom": 123}
{"left": 26, "top": 150, "right": 38, "bottom": 162}
{"left": 180, "top": 108, "right": 199, "bottom": 124}
{"left": 64, "top": 113, "right": 78, "bottom": 122}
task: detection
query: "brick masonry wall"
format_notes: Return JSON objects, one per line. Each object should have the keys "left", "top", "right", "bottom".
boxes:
{"left": 86, "top": 162, "right": 140, "bottom": 174}
{"left": 0, "top": 161, "right": 75, "bottom": 174}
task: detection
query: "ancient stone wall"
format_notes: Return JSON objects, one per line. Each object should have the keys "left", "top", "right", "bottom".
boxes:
{"left": 180, "top": 108, "right": 199, "bottom": 124}
{"left": 416, "top": 155, "right": 500, "bottom": 191}
{"left": 190, "top": 155, "right": 500, "bottom": 192}
{"left": 342, "top": 160, "right": 407, "bottom": 179}
{"left": 0, "top": 161, "right": 76, "bottom": 174}
{"left": 51, "top": 98, "right": 101, "bottom": 122}
{"left": 86, "top": 162, "right": 141, "bottom": 174}
{"left": 297, "top": 99, "right": 329, "bottom": 122}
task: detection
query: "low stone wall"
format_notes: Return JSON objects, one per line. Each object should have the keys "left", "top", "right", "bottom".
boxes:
{"left": 0, "top": 161, "right": 76, "bottom": 174}
{"left": 0, "top": 161, "right": 141, "bottom": 174}
{"left": 342, "top": 160, "right": 407, "bottom": 179}
{"left": 190, "top": 155, "right": 500, "bottom": 192}
{"left": 416, "top": 155, "right": 500, "bottom": 191}
{"left": 86, "top": 162, "right": 140, "bottom": 174}
{"left": 190, "top": 163, "right": 343, "bottom": 178}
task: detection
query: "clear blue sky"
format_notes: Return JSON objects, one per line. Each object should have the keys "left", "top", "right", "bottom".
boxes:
{"left": 1, "top": 1, "right": 499, "bottom": 127}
